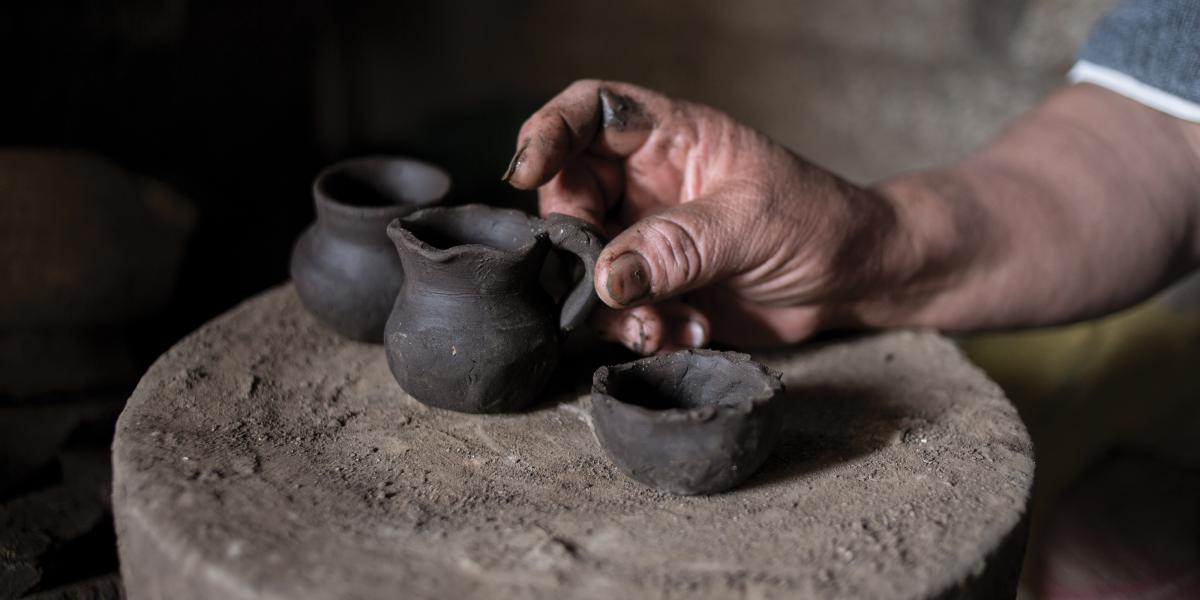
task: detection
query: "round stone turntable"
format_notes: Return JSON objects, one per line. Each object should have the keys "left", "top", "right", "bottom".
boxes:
{"left": 113, "top": 285, "right": 1032, "bottom": 599}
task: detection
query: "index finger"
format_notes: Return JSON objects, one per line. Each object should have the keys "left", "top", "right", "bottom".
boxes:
{"left": 502, "top": 79, "right": 665, "bottom": 190}
{"left": 536, "top": 154, "right": 624, "bottom": 226}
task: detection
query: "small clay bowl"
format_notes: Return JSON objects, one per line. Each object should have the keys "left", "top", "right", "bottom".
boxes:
{"left": 590, "top": 350, "right": 785, "bottom": 495}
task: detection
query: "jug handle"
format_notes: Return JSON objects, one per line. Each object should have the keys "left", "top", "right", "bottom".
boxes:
{"left": 544, "top": 213, "right": 604, "bottom": 333}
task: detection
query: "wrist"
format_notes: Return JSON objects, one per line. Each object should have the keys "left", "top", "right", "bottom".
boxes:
{"left": 846, "top": 168, "right": 989, "bottom": 330}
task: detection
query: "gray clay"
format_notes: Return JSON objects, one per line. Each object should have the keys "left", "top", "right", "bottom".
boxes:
{"left": 290, "top": 156, "right": 451, "bottom": 343}
{"left": 384, "top": 204, "right": 602, "bottom": 413}
{"left": 590, "top": 350, "right": 785, "bottom": 495}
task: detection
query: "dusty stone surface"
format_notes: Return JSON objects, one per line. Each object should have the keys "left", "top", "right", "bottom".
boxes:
{"left": 113, "top": 285, "right": 1033, "bottom": 600}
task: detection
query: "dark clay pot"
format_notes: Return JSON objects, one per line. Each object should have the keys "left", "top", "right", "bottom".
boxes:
{"left": 384, "top": 204, "right": 603, "bottom": 413}
{"left": 291, "top": 156, "right": 451, "bottom": 343}
{"left": 591, "top": 350, "right": 785, "bottom": 495}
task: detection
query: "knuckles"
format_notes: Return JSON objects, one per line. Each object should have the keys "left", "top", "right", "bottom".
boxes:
{"left": 632, "top": 216, "right": 707, "bottom": 292}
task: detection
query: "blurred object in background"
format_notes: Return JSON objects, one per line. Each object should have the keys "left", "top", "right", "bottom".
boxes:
{"left": 2, "top": 1, "right": 314, "bottom": 594}
{"left": 1037, "top": 451, "right": 1200, "bottom": 599}
{"left": 0, "top": 149, "right": 195, "bottom": 397}
{"left": 962, "top": 271, "right": 1200, "bottom": 597}
{"left": 0, "top": 149, "right": 194, "bottom": 599}
{"left": 1, "top": 0, "right": 322, "bottom": 344}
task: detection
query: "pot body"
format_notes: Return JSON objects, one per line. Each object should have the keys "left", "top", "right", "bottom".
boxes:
{"left": 290, "top": 157, "right": 450, "bottom": 342}
{"left": 385, "top": 276, "right": 560, "bottom": 413}
{"left": 290, "top": 212, "right": 402, "bottom": 342}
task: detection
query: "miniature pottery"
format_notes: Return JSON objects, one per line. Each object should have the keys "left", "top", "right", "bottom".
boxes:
{"left": 591, "top": 350, "right": 785, "bottom": 495}
{"left": 384, "top": 204, "right": 603, "bottom": 413}
{"left": 291, "top": 156, "right": 451, "bottom": 343}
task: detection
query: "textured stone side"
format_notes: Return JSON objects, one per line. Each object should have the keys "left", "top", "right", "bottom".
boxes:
{"left": 114, "top": 286, "right": 1033, "bottom": 599}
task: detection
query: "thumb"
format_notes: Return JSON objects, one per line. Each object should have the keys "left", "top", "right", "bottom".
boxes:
{"left": 594, "top": 196, "right": 746, "bottom": 308}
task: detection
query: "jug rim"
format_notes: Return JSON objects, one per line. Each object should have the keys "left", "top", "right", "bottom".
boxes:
{"left": 313, "top": 155, "right": 451, "bottom": 220}
{"left": 388, "top": 204, "right": 546, "bottom": 263}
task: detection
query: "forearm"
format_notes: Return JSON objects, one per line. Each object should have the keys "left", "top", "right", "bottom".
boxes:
{"left": 860, "top": 84, "right": 1200, "bottom": 331}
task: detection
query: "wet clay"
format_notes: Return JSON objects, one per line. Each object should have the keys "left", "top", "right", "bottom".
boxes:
{"left": 290, "top": 156, "right": 451, "bottom": 343}
{"left": 384, "top": 204, "right": 602, "bottom": 413}
{"left": 113, "top": 286, "right": 1034, "bottom": 600}
{"left": 591, "top": 350, "right": 785, "bottom": 495}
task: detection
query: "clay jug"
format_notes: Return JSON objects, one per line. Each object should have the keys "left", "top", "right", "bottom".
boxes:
{"left": 385, "top": 204, "right": 603, "bottom": 413}
{"left": 290, "top": 156, "right": 451, "bottom": 343}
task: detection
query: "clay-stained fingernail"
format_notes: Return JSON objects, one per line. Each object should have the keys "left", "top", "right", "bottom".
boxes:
{"left": 685, "top": 319, "right": 707, "bottom": 348}
{"left": 599, "top": 88, "right": 651, "bottom": 131}
{"left": 501, "top": 138, "right": 530, "bottom": 182}
{"left": 606, "top": 253, "right": 651, "bottom": 306}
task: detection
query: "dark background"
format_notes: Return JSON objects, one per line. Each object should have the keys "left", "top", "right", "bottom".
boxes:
{"left": 1, "top": 1, "right": 547, "bottom": 357}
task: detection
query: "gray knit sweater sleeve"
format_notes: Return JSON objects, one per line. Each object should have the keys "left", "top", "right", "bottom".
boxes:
{"left": 1069, "top": 0, "right": 1200, "bottom": 121}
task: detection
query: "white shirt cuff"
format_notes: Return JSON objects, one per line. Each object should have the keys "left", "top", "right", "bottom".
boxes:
{"left": 1068, "top": 60, "right": 1200, "bottom": 123}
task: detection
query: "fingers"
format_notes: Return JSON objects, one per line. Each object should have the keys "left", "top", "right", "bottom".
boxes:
{"left": 504, "top": 80, "right": 664, "bottom": 191}
{"left": 594, "top": 193, "right": 750, "bottom": 308}
{"left": 593, "top": 302, "right": 710, "bottom": 355}
{"left": 536, "top": 154, "right": 623, "bottom": 226}
{"left": 687, "top": 287, "right": 830, "bottom": 346}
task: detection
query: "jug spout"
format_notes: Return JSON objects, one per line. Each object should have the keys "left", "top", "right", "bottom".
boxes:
{"left": 384, "top": 204, "right": 563, "bottom": 413}
{"left": 382, "top": 204, "right": 603, "bottom": 414}
{"left": 386, "top": 205, "right": 549, "bottom": 294}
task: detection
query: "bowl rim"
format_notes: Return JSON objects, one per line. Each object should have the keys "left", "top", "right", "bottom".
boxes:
{"left": 591, "top": 349, "right": 784, "bottom": 423}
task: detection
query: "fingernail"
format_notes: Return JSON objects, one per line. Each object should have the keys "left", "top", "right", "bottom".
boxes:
{"left": 501, "top": 138, "right": 530, "bottom": 182}
{"left": 599, "top": 88, "right": 650, "bottom": 131}
{"left": 685, "top": 320, "right": 707, "bottom": 348}
{"left": 623, "top": 315, "right": 647, "bottom": 354}
{"left": 606, "top": 253, "right": 651, "bottom": 306}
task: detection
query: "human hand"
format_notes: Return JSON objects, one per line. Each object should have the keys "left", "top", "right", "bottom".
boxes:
{"left": 503, "top": 80, "right": 910, "bottom": 353}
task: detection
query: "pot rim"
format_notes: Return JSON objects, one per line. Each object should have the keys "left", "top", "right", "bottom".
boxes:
{"left": 313, "top": 155, "right": 451, "bottom": 220}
